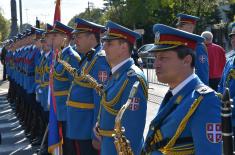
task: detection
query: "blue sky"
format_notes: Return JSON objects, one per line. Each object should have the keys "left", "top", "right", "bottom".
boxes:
{"left": 0, "top": 0, "right": 104, "bottom": 25}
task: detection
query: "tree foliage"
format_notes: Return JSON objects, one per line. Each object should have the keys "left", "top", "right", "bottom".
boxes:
{"left": 68, "top": 8, "right": 104, "bottom": 27}
{"left": 0, "top": 10, "right": 10, "bottom": 42}
{"left": 68, "top": 0, "right": 235, "bottom": 44}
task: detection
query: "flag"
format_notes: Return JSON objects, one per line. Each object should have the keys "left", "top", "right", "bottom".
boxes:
{"left": 48, "top": 49, "right": 63, "bottom": 155}
{"left": 48, "top": 86, "right": 63, "bottom": 155}
{"left": 48, "top": 0, "right": 62, "bottom": 153}
{"left": 53, "top": 0, "right": 61, "bottom": 24}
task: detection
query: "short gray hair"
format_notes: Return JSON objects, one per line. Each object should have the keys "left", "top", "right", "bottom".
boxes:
{"left": 201, "top": 31, "right": 213, "bottom": 43}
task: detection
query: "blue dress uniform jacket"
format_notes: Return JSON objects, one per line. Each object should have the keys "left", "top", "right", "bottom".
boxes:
{"left": 66, "top": 45, "right": 110, "bottom": 140}
{"left": 143, "top": 75, "right": 222, "bottom": 155}
{"left": 195, "top": 43, "right": 209, "bottom": 85}
{"left": 41, "top": 51, "right": 52, "bottom": 111}
{"left": 36, "top": 52, "right": 46, "bottom": 106}
{"left": 34, "top": 47, "right": 42, "bottom": 93}
{"left": 218, "top": 54, "right": 235, "bottom": 126}
{"left": 17, "top": 49, "right": 22, "bottom": 85}
{"left": 99, "top": 59, "right": 148, "bottom": 155}
{"left": 18, "top": 49, "right": 24, "bottom": 86}
{"left": 26, "top": 45, "right": 36, "bottom": 93}
{"left": 53, "top": 45, "right": 81, "bottom": 121}
{"left": 25, "top": 45, "right": 38, "bottom": 94}
{"left": 22, "top": 46, "right": 29, "bottom": 90}
{"left": 13, "top": 50, "right": 18, "bottom": 83}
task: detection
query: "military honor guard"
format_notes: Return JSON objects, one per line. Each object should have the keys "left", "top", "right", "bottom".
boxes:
{"left": 22, "top": 28, "right": 43, "bottom": 145}
{"left": 66, "top": 18, "right": 110, "bottom": 155}
{"left": 142, "top": 24, "right": 222, "bottom": 155}
{"left": 176, "top": 13, "right": 209, "bottom": 85}
{"left": 96, "top": 21, "right": 148, "bottom": 155}
{"left": 5, "top": 39, "right": 15, "bottom": 104}
{"left": 32, "top": 28, "right": 48, "bottom": 146}
{"left": 218, "top": 23, "right": 235, "bottom": 140}
{"left": 36, "top": 23, "right": 54, "bottom": 153}
{"left": 51, "top": 21, "right": 81, "bottom": 155}
{"left": 35, "top": 28, "right": 49, "bottom": 144}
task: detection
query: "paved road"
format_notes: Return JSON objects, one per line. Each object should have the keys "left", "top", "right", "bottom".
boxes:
{"left": 0, "top": 64, "right": 39, "bottom": 155}
{"left": 0, "top": 63, "right": 169, "bottom": 154}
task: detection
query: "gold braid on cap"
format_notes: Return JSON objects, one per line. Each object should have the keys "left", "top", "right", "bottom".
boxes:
{"left": 109, "top": 32, "right": 127, "bottom": 39}
{"left": 154, "top": 40, "right": 186, "bottom": 46}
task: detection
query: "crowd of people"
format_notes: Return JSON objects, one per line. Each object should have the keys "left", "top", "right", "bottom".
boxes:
{"left": 0, "top": 13, "right": 234, "bottom": 155}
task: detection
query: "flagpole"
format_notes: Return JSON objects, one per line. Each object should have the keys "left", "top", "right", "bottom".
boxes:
{"left": 38, "top": 125, "right": 49, "bottom": 154}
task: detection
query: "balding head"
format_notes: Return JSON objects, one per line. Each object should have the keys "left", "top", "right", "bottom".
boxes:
{"left": 201, "top": 31, "right": 213, "bottom": 44}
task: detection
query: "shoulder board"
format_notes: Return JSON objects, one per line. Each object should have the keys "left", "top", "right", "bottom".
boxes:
{"left": 195, "top": 84, "right": 214, "bottom": 95}
{"left": 128, "top": 65, "right": 148, "bottom": 98}
{"left": 127, "top": 69, "right": 137, "bottom": 77}
{"left": 128, "top": 65, "right": 144, "bottom": 77}
{"left": 97, "top": 50, "right": 106, "bottom": 57}
{"left": 127, "top": 65, "right": 147, "bottom": 84}
{"left": 68, "top": 47, "right": 81, "bottom": 61}
{"left": 73, "top": 54, "right": 81, "bottom": 62}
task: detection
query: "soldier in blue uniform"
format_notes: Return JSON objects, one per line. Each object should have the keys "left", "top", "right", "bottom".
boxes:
{"left": 21, "top": 27, "right": 46, "bottom": 145}
{"left": 15, "top": 34, "right": 28, "bottom": 127}
{"left": 95, "top": 21, "right": 148, "bottom": 155}
{"left": 176, "top": 13, "right": 209, "bottom": 85}
{"left": 21, "top": 30, "right": 36, "bottom": 141}
{"left": 40, "top": 24, "right": 53, "bottom": 114}
{"left": 51, "top": 21, "right": 81, "bottom": 155}
{"left": 36, "top": 23, "right": 54, "bottom": 154}
{"left": 66, "top": 18, "right": 110, "bottom": 155}
{"left": 29, "top": 28, "right": 47, "bottom": 146}
{"left": 218, "top": 23, "right": 235, "bottom": 140}
{"left": 142, "top": 24, "right": 222, "bottom": 155}
{"left": 5, "top": 40, "right": 14, "bottom": 103}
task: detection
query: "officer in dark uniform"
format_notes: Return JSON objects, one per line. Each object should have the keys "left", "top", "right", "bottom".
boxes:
{"left": 142, "top": 24, "right": 222, "bottom": 155}
{"left": 96, "top": 21, "right": 148, "bottom": 155}
{"left": 176, "top": 13, "right": 209, "bottom": 85}
{"left": 1, "top": 45, "right": 7, "bottom": 81}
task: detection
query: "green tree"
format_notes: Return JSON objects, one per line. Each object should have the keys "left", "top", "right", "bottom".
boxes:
{"left": 0, "top": 10, "right": 10, "bottom": 42}
{"left": 225, "top": 3, "right": 235, "bottom": 22}
{"left": 68, "top": 8, "right": 105, "bottom": 27}
{"left": 68, "top": 0, "right": 235, "bottom": 44}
